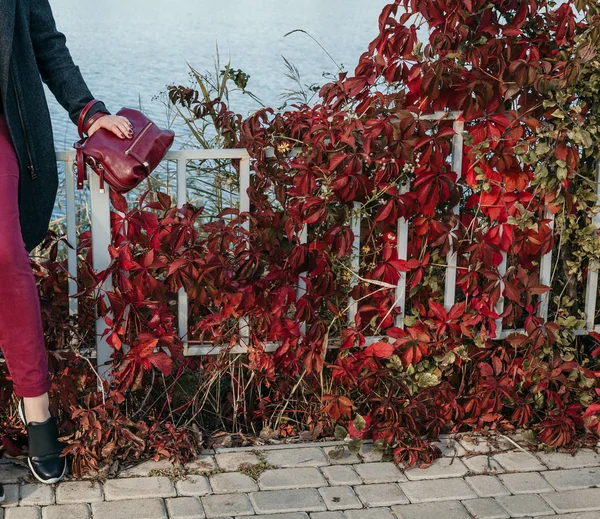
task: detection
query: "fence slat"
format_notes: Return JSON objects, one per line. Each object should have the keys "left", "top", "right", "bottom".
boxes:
{"left": 348, "top": 201, "right": 362, "bottom": 324}
{"left": 585, "top": 160, "right": 600, "bottom": 330}
{"left": 538, "top": 206, "right": 554, "bottom": 321}
{"left": 64, "top": 159, "right": 78, "bottom": 318}
{"left": 176, "top": 158, "right": 190, "bottom": 355}
{"left": 297, "top": 224, "right": 308, "bottom": 335}
{"left": 89, "top": 167, "right": 113, "bottom": 384}
{"left": 444, "top": 119, "right": 464, "bottom": 311}
{"left": 495, "top": 250, "right": 507, "bottom": 337}
{"left": 395, "top": 182, "right": 410, "bottom": 328}
{"left": 238, "top": 156, "right": 251, "bottom": 349}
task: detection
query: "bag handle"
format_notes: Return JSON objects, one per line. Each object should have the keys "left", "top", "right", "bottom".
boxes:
{"left": 73, "top": 139, "right": 106, "bottom": 192}
{"left": 75, "top": 100, "right": 108, "bottom": 191}
{"left": 77, "top": 99, "right": 106, "bottom": 139}
{"left": 73, "top": 139, "right": 87, "bottom": 189}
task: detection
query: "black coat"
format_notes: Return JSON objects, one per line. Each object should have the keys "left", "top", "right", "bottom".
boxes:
{"left": 0, "top": 0, "right": 111, "bottom": 253}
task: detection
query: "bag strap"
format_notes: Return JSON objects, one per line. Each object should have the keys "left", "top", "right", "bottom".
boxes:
{"left": 73, "top": 139, "right": 87, "bottom": 189}
{"left": 77, "top": 99, "right": 102, "bottom": 139}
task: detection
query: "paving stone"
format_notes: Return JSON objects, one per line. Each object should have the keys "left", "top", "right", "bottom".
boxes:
{"left": 498, "top": 472, "right": 555, "bottom": 494}
{"left": 56, "top": 481, "right": 103, "bottom": 504}
{"left": 433, "top": 437, "right": 467, "bottom": 457}
{"left": 5, "top": 508, "right": 40, "bottom": 519}
{"left": 318, "top": 486, "right": 362, "bottom": 510}
{"left": 462, "top": 498, "right": 510, "bottom": 519}
{"left": 539, "top": 513, "right": 600, "bottom": 519}
{"left": 465, "top": 475, "right": 511, "bottom": 497}
{"left": 462, "top": 455, "right": 505, "bottom": 474}
{"left": 310, "top": 513, "right": 346, "bottom": 519}
{"left": 400, "top": 477, "right": 476, "bottom": 503}
{"left": 103, "top": 476, "right": 176, "bottom": 500}
{"left": 91, "top": 498, "right": 167, "bottom": 519}
{"left": 323, "top": 447, "right": 361, "bottom": 465}
{"left": 493, "top": 451, "right": 546, "bottom": 472}
{"left": 258, "top": 467, "right": 327, "bottom": 490}
{"left": 165, "top": 496, "right": 206, "bottom": 519}
{"left": 391, "top": 500, "right": 472, "bottom": 519}
{"left": 494, "top": 494, "right": 555, "bottom": 517}
{"left": 41, "top": 504, "right": 90, "bottom": 519}
{"left": 0, "top": 463, "right": 31, "bottom": 483}
{"left": 119, "top": 459, "right": 179, "bottom": 477}
{"left": 201, "top": 492, "right": 255, "bottom": 517}
{"left": 404, "top": 456, "right": 468, "bottom": 480}
{"left": 353, "top": 483, "right": 409, "bottom": 507}
{"left": 217, "top": 442, "right": 340, "bottom": 454}
{"left": 321, "top": 465, "right": 362, "bottom": 486}
{"left": 458, "top": 435, "right": 513, "bottom": 454}
{"left": 242, "top": 514, "right": 309, "bottom": 519}
{"left": 19, "top": 484, "right": 54, "bottom": 506}
{"left": 249, "top": 489, "right": 327, "bottom": 514}
{"left": 263, "top": 448, "right": 329, "bottom": 469}
{"left": 353, "top": 462, "right": 406, "bottom": 484}
{"left": 357, "top": 443, "right": 383, "bottom": 463}
{"left": 1, "top": 484, "right": 20, "bottom": 507}
{"left": 541, "top": 488, "right": 600, "bottom": 514}
{"left": 345, "top": 509, "right": 395, "bottom": 519}
{"left": 186, "top": 455, "right": 218, "bottom": 474}
{"left": 542, "top": 467, "right": 600, "bottom": 491}
{"left": 537, "top": 449, "right": 600, "bottom": 470}
{"left": 215, "top": 452, "right": 261, "bottom": 472}
{"left": 210, "top": 472, "right": 259, "bottom": 493}
{"left": 176, "top": 475, "right": 212, "bottom": 496}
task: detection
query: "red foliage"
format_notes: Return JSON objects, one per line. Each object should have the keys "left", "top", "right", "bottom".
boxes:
{"left": 1, "top": 0, "right": 599, "bottom": 473}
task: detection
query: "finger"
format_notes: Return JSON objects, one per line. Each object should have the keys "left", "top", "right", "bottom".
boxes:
{"left": 109, "top": 121, "right": 127, "bottom": 139}
{"left": 119, "top": 117, "right": 133, "bottom": 131}
{"left": 117, "top": 118, "right": 133, "bottom": 137}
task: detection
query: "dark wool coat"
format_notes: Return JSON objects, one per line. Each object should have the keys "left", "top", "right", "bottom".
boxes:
{"left": 0, "top": 0, "right": 111, "bottom": 253}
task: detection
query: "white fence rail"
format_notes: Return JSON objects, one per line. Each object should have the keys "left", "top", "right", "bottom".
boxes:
{"left": 53, "top": 112, "right": 600, "bottom": 379}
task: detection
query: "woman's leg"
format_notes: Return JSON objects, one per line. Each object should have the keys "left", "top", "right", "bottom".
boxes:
{"left": 0, "top": 115, "right": 66, "bottom": 484}
{"left": 0, "top": 115, "right": 52, "bottom": 405}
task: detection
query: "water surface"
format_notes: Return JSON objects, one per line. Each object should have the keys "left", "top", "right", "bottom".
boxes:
{"left": 47, "top": 0, "right": 388, "bottom": 150}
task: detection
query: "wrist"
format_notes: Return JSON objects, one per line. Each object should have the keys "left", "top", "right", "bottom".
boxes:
{"left": 83, "top": 112, "right": 107, "bottom": 136}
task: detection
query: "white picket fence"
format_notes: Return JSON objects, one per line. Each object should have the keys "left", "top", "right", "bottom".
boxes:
{"left": 55, "top": 111, "right": 600, "bottom": 378}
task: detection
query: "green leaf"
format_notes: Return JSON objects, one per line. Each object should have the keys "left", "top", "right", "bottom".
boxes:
{"left": 354, "top": 414, "right": 367, "bottom": 432}
{"left": 348, "top": 438, "right": 363, "bottom": 455}
{"left": 334, "top": 425, "right": 348, "bottom": 441}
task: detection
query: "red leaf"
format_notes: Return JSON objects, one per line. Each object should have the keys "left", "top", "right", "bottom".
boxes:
{"left": 149, "top": 351, "right": 173, "bottom": 375}
{"left": 364, "top": 341, "right": 394, "bottom": 359}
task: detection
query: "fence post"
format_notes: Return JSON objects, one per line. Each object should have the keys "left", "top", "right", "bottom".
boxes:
{"left": 64, "top": 157, "right": 78, "bottom": 318}
{"left": 538, "top": 207, "right": 554, "bottom": 321}
{"left": 444, "top": 119, "right": 464, "bottom": 311}
{"left": 585, "top": 160, "right": 600, "bottom": 331}
{"left": 395, "top": 181, "right": 410, "bottom": 328}
{"left": 495, "top": 248, "right": 508, "bottom": 337}
{"left": 297, "top": 224, "right": 308, "bottom": 335}
{"left": 89, "top": 166, "right": 113, "bottom": 385}
{"left": 348, "top": 201, "right": 362, "bottom": 324}
{"left": 176, "top": 158, "right": 190, "bottom": 354}
{"left": 238, "top": 155, "right": 251, "bottom": 350}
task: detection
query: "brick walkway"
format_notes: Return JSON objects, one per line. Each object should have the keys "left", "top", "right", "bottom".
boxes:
{"left": 1, "top": 434, "right": 600, "bottom": 518}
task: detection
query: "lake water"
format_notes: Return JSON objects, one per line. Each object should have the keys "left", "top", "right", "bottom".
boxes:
{"left": 46, "top": 0, "right": 389, "bottom": 150}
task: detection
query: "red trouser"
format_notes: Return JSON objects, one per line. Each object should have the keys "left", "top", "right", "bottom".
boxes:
{"left": 0, "top": 114, "right": 51, "bottom": 397}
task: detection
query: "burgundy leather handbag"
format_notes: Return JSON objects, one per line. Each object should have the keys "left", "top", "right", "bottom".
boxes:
{"left": 73, "top": 99, "right": 175, "bottom": 193}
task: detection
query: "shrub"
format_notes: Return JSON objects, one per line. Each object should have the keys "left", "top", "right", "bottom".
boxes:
{"left": 1, "top": 0, "right": 599, "bottom": 475}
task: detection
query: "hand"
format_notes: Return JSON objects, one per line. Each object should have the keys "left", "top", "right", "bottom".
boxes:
{"left": 87, "top": 114, "right": 133, "bottom": 139}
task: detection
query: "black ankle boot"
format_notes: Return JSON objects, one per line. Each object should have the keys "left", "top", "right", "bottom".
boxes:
{"left": 18, "top": 399, "right": 67, "bottom": 484}
{"left": 0, "top": 483, "right": 4, "bottom": 502}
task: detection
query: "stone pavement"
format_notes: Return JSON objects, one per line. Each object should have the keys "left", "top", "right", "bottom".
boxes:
{"left": 1, "top": 434, "right": 600, "bottom": 519}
